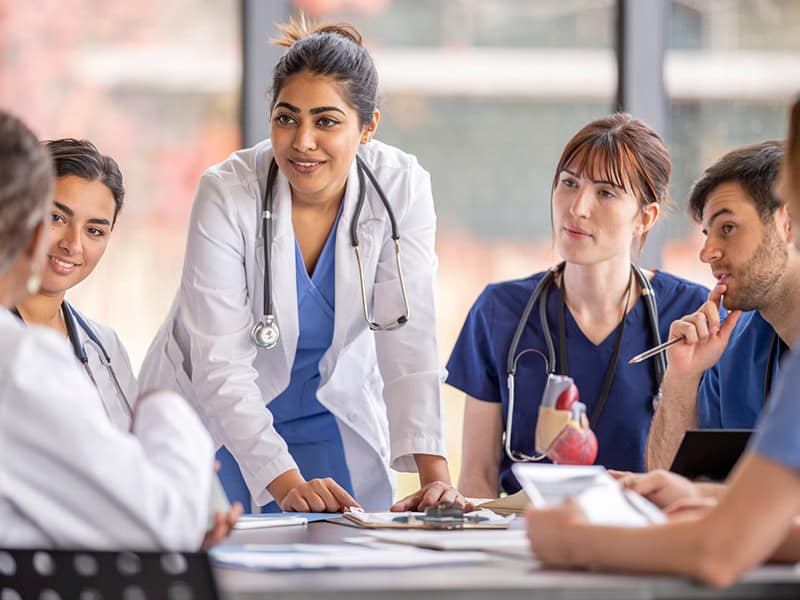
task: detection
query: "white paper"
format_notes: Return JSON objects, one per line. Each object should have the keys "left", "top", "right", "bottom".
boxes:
{"left": 352, "top": 529, "right": 531, "bottom": 556}
{"left": 233, "top": 515, "right": 308, "bottom": 530}
{"left": 210, "top": 544, "right": 488, "bottom": 570}
{"left": 512, "top": 464, "right": 665, "bottom": 527}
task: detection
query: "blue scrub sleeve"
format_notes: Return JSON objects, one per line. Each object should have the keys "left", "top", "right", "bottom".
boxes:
{"left": 696, "top": 364, "right": 722, "bottom": 428}
{"left": 749, "top": 349, "right": 800, "bottom": 471}
{"left": 445, "top": 288, "right": 502, "bottom": 403}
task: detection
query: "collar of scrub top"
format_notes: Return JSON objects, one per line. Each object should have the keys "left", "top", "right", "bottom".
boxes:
{"left": 250, "top": 154, "right": 411, "bottom": 350}
{"left": 503, "top": 261, "right": 663, "bottom": 462}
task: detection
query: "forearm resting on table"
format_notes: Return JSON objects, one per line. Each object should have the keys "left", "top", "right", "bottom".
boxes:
{"left": 565, "top": 456, "right": 800, "bottom": 586}
{"left": 647, "top": 373, "right": 701, "bottom": 470}
{"left": 770, "top": 517, "right": 800, "bottom": 563}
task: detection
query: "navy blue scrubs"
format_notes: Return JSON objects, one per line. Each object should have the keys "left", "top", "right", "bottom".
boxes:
{"left": 446, "top": 270, "right": 709, "bottom": 494}
{"left": 697, "top": 310, "right": 784, "bottom": 429}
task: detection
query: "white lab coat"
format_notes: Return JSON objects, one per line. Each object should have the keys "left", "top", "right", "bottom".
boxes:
{"left": 0, "top": 308, "right": 213, "bottom": 550}
{"left": 72, "top": 308, "right": 138, "bottom": 431}
{"left": 140, "top": 139, "right": 447, "bottom": 510}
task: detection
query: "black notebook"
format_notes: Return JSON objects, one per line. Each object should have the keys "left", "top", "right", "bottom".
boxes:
{"left": 669, "top": 429, "right": 752, "bottom": 481}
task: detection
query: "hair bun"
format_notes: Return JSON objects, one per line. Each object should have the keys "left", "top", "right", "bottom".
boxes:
{"left": 272, "top": 14, "right": 363, "bottom": 48}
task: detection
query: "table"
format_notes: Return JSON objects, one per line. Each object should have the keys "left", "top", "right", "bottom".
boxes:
{"left": 214, "top": 519, "right": 800, "bottom": 599}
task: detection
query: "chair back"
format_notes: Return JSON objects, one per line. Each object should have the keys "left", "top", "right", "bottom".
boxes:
{"left": 0, "top": 548, "right": 219, "bottom": 599}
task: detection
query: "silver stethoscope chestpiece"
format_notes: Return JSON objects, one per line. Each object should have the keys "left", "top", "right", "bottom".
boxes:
{"left": 250, "top": 315, "right": 280, "bottom": 349}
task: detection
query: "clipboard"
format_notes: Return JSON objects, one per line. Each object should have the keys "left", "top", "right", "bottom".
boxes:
{"left": 341, "top": 509, "right": 513, "bottom": 530}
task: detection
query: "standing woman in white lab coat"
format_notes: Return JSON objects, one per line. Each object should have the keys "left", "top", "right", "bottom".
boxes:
{"left": 141, "top": 17, "right": 460, "bottom": 513}
{"left": 0, "top": 110, "right": 214, "bottom": 550}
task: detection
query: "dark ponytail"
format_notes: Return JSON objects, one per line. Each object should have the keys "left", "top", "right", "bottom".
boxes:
{"left": 270, "top": 15, "right": 378, "bottom": 127}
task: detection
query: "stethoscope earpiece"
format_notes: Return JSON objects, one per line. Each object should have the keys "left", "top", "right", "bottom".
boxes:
{"left": 251, "top": 316, "right": 280, "bottom": 349}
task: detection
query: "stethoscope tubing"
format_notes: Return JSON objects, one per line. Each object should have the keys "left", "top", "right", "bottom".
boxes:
{"left": 504, "top": 262, "right": 662, "bottom": 462}
{"left": 63, "top": 302, "right": 133, "bottom": 419}
{"left": 253, "top": 152, "right": 410, "bottom": 348}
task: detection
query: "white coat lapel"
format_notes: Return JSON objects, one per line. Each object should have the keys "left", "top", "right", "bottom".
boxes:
{"left": 254, "top": 161, "right": 298, "bottom": 399}
{"left": 327, "top": 156, "right": 383, "bottom": 362}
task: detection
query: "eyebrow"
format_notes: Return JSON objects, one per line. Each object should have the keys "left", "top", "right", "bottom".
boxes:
{"left": 563, "top": 169, "right": 623, "bottom": 189}
{"left": 54, "top": 201, "right": 73, "bottom": 217}
{"left": 274, "top": 102, "right": 347, "bottom": 116}
{"left": 705, "top": 207, "right": 735, "bottom": 229}
{"left": 54, "top": 201, "right": 111, "bottom": 227}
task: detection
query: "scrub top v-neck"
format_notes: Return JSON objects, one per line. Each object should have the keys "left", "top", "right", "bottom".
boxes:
{"left": 216, "top": 204, "right": 352, "bottom": 512}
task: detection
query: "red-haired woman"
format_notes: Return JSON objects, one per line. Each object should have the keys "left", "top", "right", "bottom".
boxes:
{"left": 449, "top": 114, "right": 709, "bottom": 498}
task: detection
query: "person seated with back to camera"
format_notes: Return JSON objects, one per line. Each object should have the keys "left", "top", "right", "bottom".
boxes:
{"left": 0, "top": 110, "right": 213, "bottom": 551}
{"left": 646, "top": 140, "right": 800, "bottom": 470}
{"left": 447, "top": 113, "right": 709, "bottom": 500}
{"left": 526, "top": 97, "right": 800, "bottom": 588}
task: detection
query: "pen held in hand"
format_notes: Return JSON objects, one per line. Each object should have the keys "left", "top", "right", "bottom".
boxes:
{"left": 628, "top": 335, "right": 687, "bottom": 365}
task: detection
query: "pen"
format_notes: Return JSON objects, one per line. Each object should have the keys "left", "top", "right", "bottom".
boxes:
{"left": 628, "top": 335, "right": 686, "bottom": 364}
{"left": 629, "top": 291, "right": 726, "bottom": 365}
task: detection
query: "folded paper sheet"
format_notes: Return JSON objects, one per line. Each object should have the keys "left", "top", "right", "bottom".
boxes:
{"left": 354, "top": 529, "right": 531, "bottom": 557}
{"left": 474, "top": 491, "right": 529, "bottom": 515}
{"left": 211, "top": 544, "right": 488, "bottom": 571}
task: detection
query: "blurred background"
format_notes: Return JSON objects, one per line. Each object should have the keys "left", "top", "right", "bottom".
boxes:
{"left": 2, "top": 0, "right": 799, "bottom": 496}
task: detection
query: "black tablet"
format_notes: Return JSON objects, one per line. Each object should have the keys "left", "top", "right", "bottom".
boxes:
{"left": 669, "top": 429, "right": 752, "bottom": 481}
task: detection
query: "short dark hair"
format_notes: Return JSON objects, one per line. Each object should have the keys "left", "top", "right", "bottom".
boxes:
{"left": 0, "top": 111, "right": 53, "bottom": 273}
{"left": 44, "top": 138, "right": 125, "bottom": 226}
{"left": 687, "top": 141, "right": 784, "bottom": 223}
{"left": 270, "top": 16, "right": 378, "bottom": 128}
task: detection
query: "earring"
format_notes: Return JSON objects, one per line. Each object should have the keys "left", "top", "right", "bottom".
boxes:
{"left": 26, "top": 262, "right": 41, "bottom": 295}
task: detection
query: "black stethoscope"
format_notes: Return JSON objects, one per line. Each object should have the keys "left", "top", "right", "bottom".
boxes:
{"left": 504, "top": 261, "right": 664, "bottom": 462}
{"left": 250, "top": 155, "right": 411, "bottom": 349}
{"left": 14, "top": 301, "right": 132, "bottom": 420}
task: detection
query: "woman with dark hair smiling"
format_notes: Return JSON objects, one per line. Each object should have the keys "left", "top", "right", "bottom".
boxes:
{"left": 15, "top": 137, "right": 240, "bottom": 548}
{"left": 0, "top": 111, "right": 213, "bottom": 550}
{"left": 141, "top": 16, "right": 460, "bottom": 513}
{"left": 15, "top": 138, "right": 136, "bottom": 429}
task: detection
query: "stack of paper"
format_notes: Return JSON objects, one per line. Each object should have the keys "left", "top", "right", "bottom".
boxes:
{"left": 234, "top": 515, "right": 308, "bottom": 530}
{"left": 511, "top": 464, "right": 665, "bottom": 527}
{"left": 210, "top": 544, "right": 488, "bottom": 571}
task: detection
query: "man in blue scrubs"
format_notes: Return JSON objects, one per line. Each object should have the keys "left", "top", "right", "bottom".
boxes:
{"left": 647, "top": 141, "right": 800, "bottom": 469}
